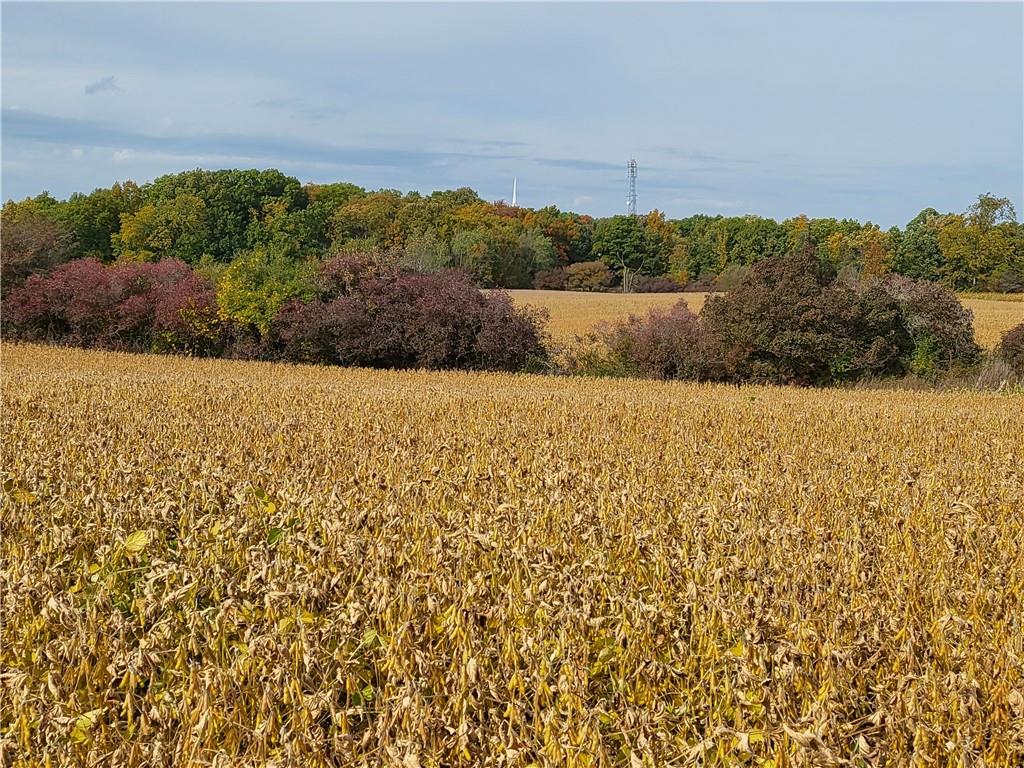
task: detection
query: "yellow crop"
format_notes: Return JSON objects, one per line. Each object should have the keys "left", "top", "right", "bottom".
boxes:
{"left": 2, "top": 343, "right": 1023, "bottom": 766}
{"left": 506, "top": 289, "right": 1024, "bottom": 348}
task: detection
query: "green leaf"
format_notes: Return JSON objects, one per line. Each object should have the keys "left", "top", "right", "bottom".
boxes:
{"left": 361, "top": 627, "right": 379, "bottom": 648}
{"left": 267, "top": 527, "right": 284, "bottom": 546}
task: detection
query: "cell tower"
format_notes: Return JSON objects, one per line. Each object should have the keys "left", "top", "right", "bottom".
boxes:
{"left": 626, "top": 159, "right": 638, "bottom": 216}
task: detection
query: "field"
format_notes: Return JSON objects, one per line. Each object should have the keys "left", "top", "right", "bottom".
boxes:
{"left": 506, "top": 290, "right": 1024, "bottom": 349}
{"left": 2, "top": 343, "right": 1023, "bottom": 767}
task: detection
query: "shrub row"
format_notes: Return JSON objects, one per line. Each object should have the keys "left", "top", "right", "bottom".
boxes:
{"left": 533, "top": 261, "right": 686, "bottom": 293}
{"left": 5, "top": 249, "right": 1016, "bottom": 385}
{"left": 567, "top": 251, "right": 991, "bottom": 386}
{"left": 2, "top": 256, "right": 549, "bottom": 373}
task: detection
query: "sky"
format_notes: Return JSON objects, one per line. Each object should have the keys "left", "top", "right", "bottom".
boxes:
{"left": 2, "top": 2, "right": 1022, "bottom": 227}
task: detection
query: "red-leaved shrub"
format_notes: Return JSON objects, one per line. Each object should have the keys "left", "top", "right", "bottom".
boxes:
{"left": 566, "top": 300, "right": 703, "bottom": 379}
{"left": 268, "top": 257, "right": 548, "bottom": 371}
{"left": 2, "top": 259, "right": 221, "bottom": 354}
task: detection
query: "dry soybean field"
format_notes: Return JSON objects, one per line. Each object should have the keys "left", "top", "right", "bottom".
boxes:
{"left": 506, "top": 290, "right": 1024, "bottom": 348}
{"left": 2, "top": 344, "right": 1023, "bottom": 767}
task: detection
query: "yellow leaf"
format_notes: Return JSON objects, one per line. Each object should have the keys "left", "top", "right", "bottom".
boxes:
{"left": 70, "top": 708, "right": 105, "bottom": 743}
{"left": 124, "top": 530, "right": 150, "bottom": 555}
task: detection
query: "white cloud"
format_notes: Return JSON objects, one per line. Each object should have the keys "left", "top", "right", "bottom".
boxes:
{"left": 70, "top": 147, "right": 84, "bottom": 158}
{"left": 112, "top": 149, "right": 134, "bottom": 162}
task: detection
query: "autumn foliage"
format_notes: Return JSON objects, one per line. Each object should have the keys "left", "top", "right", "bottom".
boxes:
{"left": 2, "top": 259, "right": 221, "bottom": 354}
{"left": 569, "top": 251, "right": 984, "bottom": 385}
{"left": 2, "top": 255, "right": 549, "bottom": 373}
{"left": 268, "top": 256, "right": 548, "bottom": 371}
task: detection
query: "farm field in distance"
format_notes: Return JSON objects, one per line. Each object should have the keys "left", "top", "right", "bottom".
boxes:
{"left": 3, "top": 343, "right": 1023, "bottom": 766}
{"left": 505, "top": 289, "right": 1024, "bottom": 348}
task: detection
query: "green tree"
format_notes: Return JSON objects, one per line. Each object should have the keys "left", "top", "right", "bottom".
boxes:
{"left": 451, "top": 228, "right": 497, "bottom": 284}
{"left": 58, "top": 182, "right": 144, "bottom": 261}
{"left": 147, "top": 169, "right": 306, "bottom": 262}
{"left": 306, "top": 182, "right": 366, "bottom": 211}
{"left": 400, "top": 229, "right": 450, "bottom": 272}
{"left": 246, "top": 198, "right": 333, "bottom": 259}
{"left": 891, "top": 209, "right": 944, "bottom": 281}
{"left": 330, "top": 190, "right": 404, "bottom": 250}
{"left": 592, "top": 215, "right": 648, "bottom": 291}
{"left": 938, "top": 195, "right": 1018, "bottom": 290}
{"left": 112, "top": 193, "right": 209, "bottom": 263}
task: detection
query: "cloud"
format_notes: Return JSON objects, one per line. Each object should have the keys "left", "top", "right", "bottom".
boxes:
{"left": 534, "top": 157, "right": 622, "bottom": 172}
{"left": 112, "top": 149, "right": 134, "bottom": 162}
{"left": 252, "top": 97, "right": 342, "bottom": 122}
{"left": 84, "top": 75, "right": 121, "bottom": 95}
{"left": 70, "top": 147, "right": 84, "bottom": 158}
{"left": 1, "top": 108, "right": 508, "bottom": 171}
{"left": 670, "top": 197, "right": 744, "bottom": 209}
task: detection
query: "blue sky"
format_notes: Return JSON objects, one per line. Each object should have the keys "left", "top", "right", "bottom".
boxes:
{"left": 2, "top": 2, "right": 1021, "bottom": 227}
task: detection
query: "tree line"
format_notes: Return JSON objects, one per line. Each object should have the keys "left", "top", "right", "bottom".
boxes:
{"left": 3, "top": 168, "right": 1022, "bottom": 311}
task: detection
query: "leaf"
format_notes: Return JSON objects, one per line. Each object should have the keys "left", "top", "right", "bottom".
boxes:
{"left": 267, "top": 527, "right": 284, "bottom": 546}
{"left": 13, "top": 489, "right": 37, "bottom": 505}
{"left": 361, "top": 627, "right": 380, "bottom": 648}
{"left": 124, "top": 530, "right": 150, "bottom": 555}
{"left": 70, "top": 707, "right": 105, "bottom": 743}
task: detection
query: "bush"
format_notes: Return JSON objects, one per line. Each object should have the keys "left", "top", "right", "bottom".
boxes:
{"left": 700, "top": 250, "right": 913, "bottom": 385}
{"left": 2, "top": 259, "right": 222, "bottom": 354}
{"left": 268, "top": 257, "right": 548, "bottom": 372}
{"left": 987, "top": 265, "right": 1024, "bottom": 293}
{"left": 565, "top": 261, "right": 613, "bottom": 292}
{"left": 996, "top": 322, "right": 1024, "bottom": 375}
{"left": 684, "top": 270, "right": 718, "bottom": 292}
{"left": 215, "top": 246, "right": 310, "bottom": 334}
{"left": 715, "top": 263, "right": 751, "bottom": 292}
{"left": 533, "top": 267, "right": 568, "bottom": 290}
{"left": 577, "top": 300, "right": 703, "bottom": 379}
{"left": 631, "top": 275, "right": 684, "bottom": 293}
{"left": 875, "top": 275, "right": 981, "bottom": 376}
